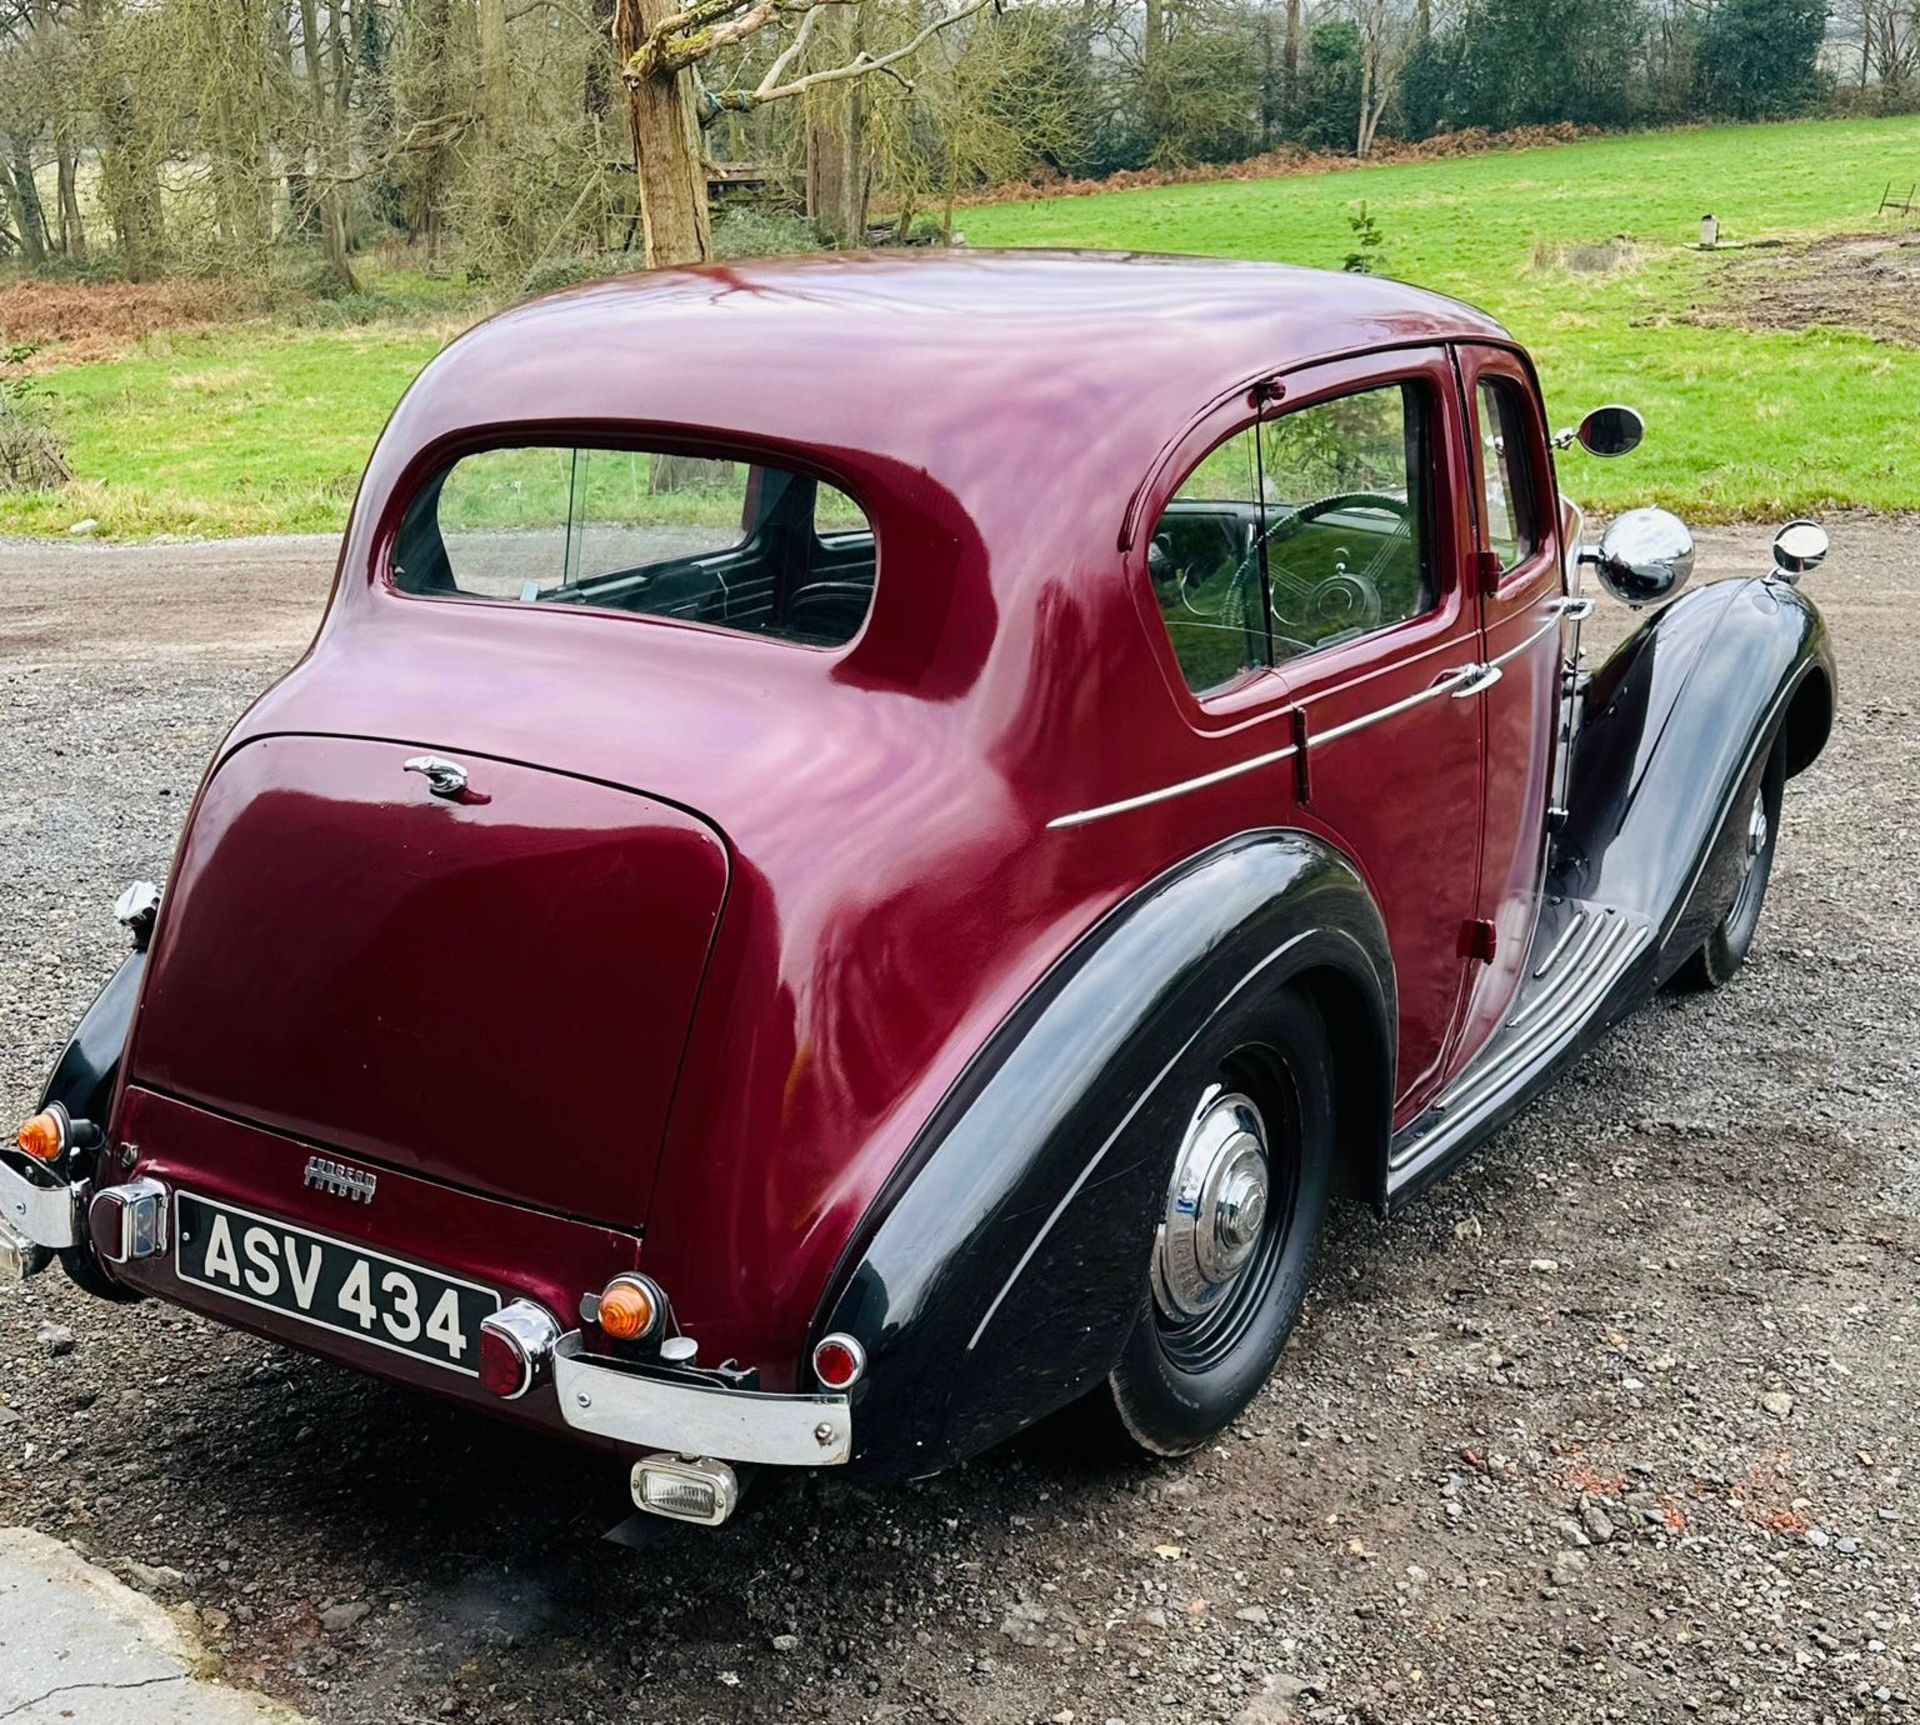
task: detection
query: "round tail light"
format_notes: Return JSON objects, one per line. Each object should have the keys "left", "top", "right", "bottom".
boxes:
{"left": 595, "top": 1275, "right": 662, "bottom": 1343}
{"left": 15, "top": 1107, "right": 68, "bottom": 1164}
{"left": 811, "top": 1333, "right": 866, "bottom": 1391}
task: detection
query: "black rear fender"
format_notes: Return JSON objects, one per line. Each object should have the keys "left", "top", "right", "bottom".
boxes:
{"left": 812, "top": 831, "right": 1394, "bottom": 1479}
{"left": 41, "top": 951, "right": 144, "bottom": 1124}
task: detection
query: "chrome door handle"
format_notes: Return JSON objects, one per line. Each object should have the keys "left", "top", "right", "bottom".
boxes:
{"left": 1548, "top": 597, "right": 1596, "bottom": 620}
{"left": 404, "top": 755, "right": 470, "bottom": 799}
{"left": 1450, "top": 662, "right": 1504, "bottom": 699}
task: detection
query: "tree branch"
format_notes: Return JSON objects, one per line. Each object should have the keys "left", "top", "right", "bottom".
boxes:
{"left": 752, "top": 0, "right": 822, "bottom": 97}
{"left": 721, "top": 0, "right": 993, "bottom": 108}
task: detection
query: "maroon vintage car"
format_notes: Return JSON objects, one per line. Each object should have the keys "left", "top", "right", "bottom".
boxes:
{"left": 5, "top": 253, "right": 1834, "bottom": 1526}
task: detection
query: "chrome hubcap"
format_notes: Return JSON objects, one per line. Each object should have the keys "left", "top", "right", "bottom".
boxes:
{"left": 1747, "top": 801, "right": 1770, "bottom": 861}
{"left": 1153, "top": 1090, "right": 1272, "bottom": 1323}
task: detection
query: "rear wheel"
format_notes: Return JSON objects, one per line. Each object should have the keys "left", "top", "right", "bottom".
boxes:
{"left": 1104, "top": 988, "right": 1334, "bottom": 1457}
{"left": 1675, "top": 739, "right": 1786, "bottom": 991}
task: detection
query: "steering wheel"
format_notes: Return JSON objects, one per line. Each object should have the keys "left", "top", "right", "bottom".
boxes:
{"left": 1263, "top": 492, "right": 1411, "bottom": 638}
{"left": 1261, "top": 491, "right": 1412, "bottom": 548}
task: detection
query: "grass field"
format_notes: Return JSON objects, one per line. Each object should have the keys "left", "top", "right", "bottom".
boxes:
{"left": 4, "top": 114, "right": 1919, "bottom": 539}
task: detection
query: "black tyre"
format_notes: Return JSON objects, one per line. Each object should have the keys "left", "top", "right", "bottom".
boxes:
{"left": 1674, "top": 738, "right": 1787, "bottom": 991}
{"left": 1102, "top": 987, "right": 1335, "bottom": 1457}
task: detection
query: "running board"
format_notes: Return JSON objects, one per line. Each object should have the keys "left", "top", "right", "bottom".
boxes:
{"left": 1385, "top": 898, "right": 1653, "bottom": 1205}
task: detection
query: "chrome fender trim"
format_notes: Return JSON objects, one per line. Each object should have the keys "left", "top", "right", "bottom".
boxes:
{"left": 551, "top": 1332, "right": 852, "bottom": 1467}
{"left": 0, "top": 1152, "right": 81, "bottom": 1251}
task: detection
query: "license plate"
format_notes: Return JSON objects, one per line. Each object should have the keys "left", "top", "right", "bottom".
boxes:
{"left": 174, "top": 1193, "right": 500, "bottom": 1376}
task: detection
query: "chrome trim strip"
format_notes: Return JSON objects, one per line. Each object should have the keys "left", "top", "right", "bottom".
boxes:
{"left": 554, "top": 1332, "right": 851, "bottom": 1466}
{"left": 1047, "top": 741, "right": 1298, "bottom": 831}
{"left": 1310, "top": 663, "right": 1480, "bottom": 748}
{"left": 1462, "top": 922, "right": 1647, "bottom": 1105}
{"left": 1388, "top": 904, "right": 1651, "bottom": 1180}
{"left": 0, "top": 1153, "right": 80, "bottom": 1250}
{"left": 1531, "top": 909, "right": 1588, "bottom": 980}
{"left": 1050, "top": 603, "right": 1563, "bottom": 831}
{"left": 1508, "top": 911, "right": 1615, "bottom": 1029}
{"left": 1489, "top": 611, "right": 1567, "bottom": 668}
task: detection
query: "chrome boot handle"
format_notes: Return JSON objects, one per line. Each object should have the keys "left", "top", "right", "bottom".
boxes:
{"left": 403, "top": 756, "right": 470, "bottom": 800}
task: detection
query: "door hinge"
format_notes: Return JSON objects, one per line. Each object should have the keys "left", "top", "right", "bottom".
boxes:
{"left": 1474, "top": 550, "right": 1506, "bottom": 592}
{"left": 1460, "top": 918, "right": 1498, "bottom": 964}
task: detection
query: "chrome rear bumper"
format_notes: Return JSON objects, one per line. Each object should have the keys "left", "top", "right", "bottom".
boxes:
{"left": 0, "top": 1151, "right": 80, "bottom": 1249}
{"left": 0, "top": 1152, "right": 81, "bottom": 1280}
{"left": 552, "top": 1332, "right": 852, "bottom": 1467}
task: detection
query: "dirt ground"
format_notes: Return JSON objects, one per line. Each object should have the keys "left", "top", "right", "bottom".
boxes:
{"left": 1700, "top": 229, "right": 1920, "bottom": 347}
{"left": 0, "top": 520, "right": 1916, "bottom": 1725}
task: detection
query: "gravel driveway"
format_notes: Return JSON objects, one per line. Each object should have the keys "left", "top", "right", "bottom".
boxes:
{"left": 1, "top": 521, "right": 1915, "bottom": 1725}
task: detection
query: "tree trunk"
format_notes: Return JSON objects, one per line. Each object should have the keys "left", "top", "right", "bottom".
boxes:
{"left": 56, "top": 142, "right": 86, "bottom": 263}
{"left": 805, "top": 9, "right": 869, "bottom": 246}
{"left": 410, "top": 0, "right": 455, "bottom": 258}
{"left": 585, "top": 0, "right": 618, "bottom": 116}
{"left": 1357, "top": 45, "right": 1374, "bottom": 159}
{"left": 98, "top": 85, "right": 162, "bottom": 278}
{"left": 613, "top": 0, "right": 712, "bottom": 267}
{"left": 1283, "top": 0, "right": 1302, "bottom": 109}
{"left": 1259, "top": 9, "right": 1276, "bottom": 150}
{"left": 297, "top": 0, "right": 357, "bottom": 290}
{"left": 5, "top": 140, "right": 49, "bottom": 266}
{"left": 477, "top": 0, "right": 514, "bottom": 237}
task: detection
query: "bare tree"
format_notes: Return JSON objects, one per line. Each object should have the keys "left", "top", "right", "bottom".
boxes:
{"left": 614, "top": 0, "right": 995, "bottom": 267}
{"left": 1353, "top": 0, "right": 1411, "bottom": 158}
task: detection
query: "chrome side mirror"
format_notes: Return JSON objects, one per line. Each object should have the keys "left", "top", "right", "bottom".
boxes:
{"left": 1553, "top": 405, "right": 1645, "bottom": 459}
{"left": 1589, "top": 507, "right": 1695, "bottom": 607}
{"left": 1771, "top": 519, "right": 1828, "bottom": 583}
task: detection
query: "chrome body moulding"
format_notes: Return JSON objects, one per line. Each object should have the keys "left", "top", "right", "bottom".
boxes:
{"left": 551, "top": 1332, "right": 854, "bottom": 1467}
{"left": 1048, "top": 636, "right": 1542, "bottom": 831}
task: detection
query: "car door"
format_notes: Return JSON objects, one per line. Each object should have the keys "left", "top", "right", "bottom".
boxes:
{"left": 1449, "top": 346, "right": 1568, "bottom": 1068}
{"left": 1250, "top": 351, "right": 1489, "bottom": 1121}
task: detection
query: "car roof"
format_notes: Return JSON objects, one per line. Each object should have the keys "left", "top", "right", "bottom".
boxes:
{"left": 397, "top": 250, "right": 1514, "bottom": 484}
{"left": 486, "top": 247, "right": 1508, "bottom": 371}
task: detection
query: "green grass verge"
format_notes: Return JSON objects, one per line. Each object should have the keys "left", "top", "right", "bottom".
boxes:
{"left": 4, "top": 114, "right": 1918, "bottom": 540}
{"left": 965, "top": 116, "right": 1920, "bottom": 522}
{"left": 1, "top": 324, "right": 449, "bottom": 538}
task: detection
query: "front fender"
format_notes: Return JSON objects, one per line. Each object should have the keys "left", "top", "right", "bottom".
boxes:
{"left": 1558, "top": 576, "right": 1835, "bottom": 980}
{"left": 812, "top": 830, "right": 1395, "bottom": 1479}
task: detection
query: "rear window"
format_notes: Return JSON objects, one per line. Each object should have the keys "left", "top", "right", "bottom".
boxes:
{"left": 391, "top": 446, "right": 876, "bottom": 648}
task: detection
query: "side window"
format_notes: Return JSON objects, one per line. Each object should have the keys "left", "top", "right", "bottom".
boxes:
{"left": 1146, "top": 381, "right": 1434, "bottom": 697}
{"left": 1475, "top": 377, "right": 1542, "bottom": 573}
{"left": 1149, "top": 427, "right": 1268, "bottom": 697}
{"left": 1259, "top": 383, "right": 1431, "bottom": 662}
